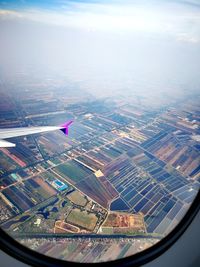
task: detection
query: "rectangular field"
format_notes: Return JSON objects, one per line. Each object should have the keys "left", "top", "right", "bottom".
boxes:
{"left": 53, "top": 160, "right": 93, "bottom": 184}
{"left": 66, "top": 208, "right": 98, "bottom": 231}
{"left": 67, "top": 191, "right": 87, "bottom": 207}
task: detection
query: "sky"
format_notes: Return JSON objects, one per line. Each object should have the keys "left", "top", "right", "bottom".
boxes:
{"left": 0, "top": 0, "right": 200, "bottom": 102}
{"left": 0, "top": 0, "right": 200, "bottom": 42}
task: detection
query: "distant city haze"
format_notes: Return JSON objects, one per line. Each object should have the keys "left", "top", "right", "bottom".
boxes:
{"left": 0, "top": 0, "right": 200, "bottom": 104}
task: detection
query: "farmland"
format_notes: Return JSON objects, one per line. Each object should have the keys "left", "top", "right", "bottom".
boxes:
{"left": 67, "top": 191, "right": 87, "bottom": 207}
{"left": 66, "top": 208, "right": 98, "bottom": 231}
{"left": 53, "top": 160, "right": 93, "bottom": 184}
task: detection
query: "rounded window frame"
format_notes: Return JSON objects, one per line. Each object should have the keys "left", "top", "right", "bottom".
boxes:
{"left": 0, "top": 189, "right": 200, "bottom": 267}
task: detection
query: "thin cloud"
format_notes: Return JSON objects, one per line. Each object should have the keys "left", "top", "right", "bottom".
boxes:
{"left": 177, "top": 33, "right": 200, "bottom": 43}
{"left": 0, "top": 1, "right": 200, "bottom": 43}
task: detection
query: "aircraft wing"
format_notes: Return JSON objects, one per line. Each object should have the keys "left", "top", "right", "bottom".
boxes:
{"left": 0, "top": 120, "right": 73, "bottom": 147}
{"left": 0, "top": 140, "right": 16, "bottom": 147}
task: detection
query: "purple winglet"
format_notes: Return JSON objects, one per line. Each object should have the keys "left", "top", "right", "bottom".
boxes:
{"left": 60, "top": 120, "right": 73, "bottom": 135}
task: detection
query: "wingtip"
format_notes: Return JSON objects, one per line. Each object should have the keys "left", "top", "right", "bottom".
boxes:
{"left": 60, "top": 119, "right": 73, "bottom": 136}
{"left": 61, "top": 120, "right": 73, "bottom": 127}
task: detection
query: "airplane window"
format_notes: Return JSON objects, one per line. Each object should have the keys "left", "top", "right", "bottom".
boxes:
{"left": 0, "top": 0, "right": 200, "bottom": 266}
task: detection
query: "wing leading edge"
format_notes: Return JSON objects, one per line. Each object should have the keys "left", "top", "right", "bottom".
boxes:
{"left": 0, "top": 140, "right": 16, "bottom": 147}
{"left": 0, "top": 120, "right": 73, "bottom": 147}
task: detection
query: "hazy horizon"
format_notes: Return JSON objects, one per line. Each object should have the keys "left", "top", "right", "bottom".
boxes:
{"left": 0, "top": 0, "right": 200, "bottom": 103}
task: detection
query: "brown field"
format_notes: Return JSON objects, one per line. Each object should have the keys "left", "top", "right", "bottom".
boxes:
{"left": 54, "top": 220, "right": 79, "bottom": 233}
{"left": 76, "top": 174, "right": 117, "bottom": 209}
{"left": 34, "top": 176, "right": 57, "bottom": 196}
{"left": 102, "top": 212, "right": 146, "bottom": 233}
{"left": 145, "top": 133, "right": 200, "bottom": 179}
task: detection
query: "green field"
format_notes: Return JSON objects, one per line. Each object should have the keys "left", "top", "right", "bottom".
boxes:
{"left": 66, "top": 208, "right": 98, "bottom": 231}
{"left": 100, "top": 227, "right": 114, "bottom": 234}
{"left": 54, "top": 160, "right": 92, "bottom": 184}
{"left": 41, "top": 171, "right": 55, "bottom": 180}
{"left": 67, "top": 191, "right": 87, "bottom": 207}
{"left": 101, "top": 146, "right": 122, "bottom": 159}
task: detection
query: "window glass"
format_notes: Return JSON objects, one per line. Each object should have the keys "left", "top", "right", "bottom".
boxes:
{"left": 0, "top": 0, "right": 199, "bottom": 263}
